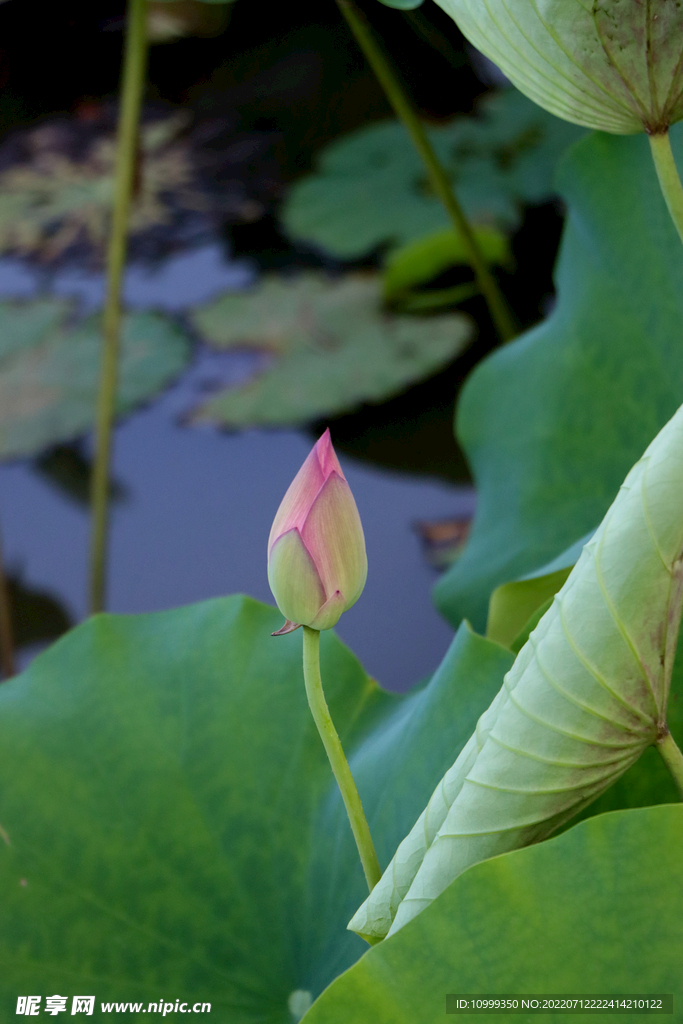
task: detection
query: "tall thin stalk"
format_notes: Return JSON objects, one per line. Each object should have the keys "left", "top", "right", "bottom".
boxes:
{"left": 88, "top": 0, "right": 148, "bottom": 614}
{"left": 336, "top": 0, "right": 516, "bottom": 344}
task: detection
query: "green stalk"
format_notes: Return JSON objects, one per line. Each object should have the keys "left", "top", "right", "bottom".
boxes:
{"left": 88, "top": 0, "right": 148, "bottom": 614}
{"left": 302, "top": 626, "right": 381, "bottom": 892}
{"left": 649, "top": 131, "right": 683, "bottom": 246}
{"left": 335, "top": 0, "right": 516, "bottom": 344}
{"left": 656, "top": 729, "right": 683, "bottom": 801}
{"left": 0, "top": 527, "right": 15, "bottom": 679}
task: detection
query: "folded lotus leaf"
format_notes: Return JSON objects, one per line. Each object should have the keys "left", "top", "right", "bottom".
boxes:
{"left": 350, "top": 401, "right": 683, "bottom": 941}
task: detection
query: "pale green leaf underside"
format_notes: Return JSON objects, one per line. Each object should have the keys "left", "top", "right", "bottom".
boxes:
{"left": 437, "top": 0, "right": 683, "bottom": 134}
{"left": 350, "top": 402, "right": 683, "bottom": 941}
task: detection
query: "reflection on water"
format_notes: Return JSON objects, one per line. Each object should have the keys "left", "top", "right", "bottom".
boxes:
{"left": 0, "top": 245, "right": 475, "bottom": 692}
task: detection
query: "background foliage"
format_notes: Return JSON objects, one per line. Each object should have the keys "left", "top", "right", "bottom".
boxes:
{"left": 0, "top": 0, "right": 680, "bottom": 1018}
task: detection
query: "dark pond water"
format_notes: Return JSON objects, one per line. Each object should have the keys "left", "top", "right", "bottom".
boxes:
{"left": 0, "top": 244, "right": 475, "bottom": 692}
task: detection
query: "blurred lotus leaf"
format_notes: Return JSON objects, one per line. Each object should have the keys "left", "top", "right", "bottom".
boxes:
{"left": 375, "top": 0, "right": 425, "bottom": 8}
{"left": 0, "top": 113, "right": 197, "bottom": 262}
{"left": 147, "top": 0, "right": 233, "bottom": 43}
{"left": 0, "top": 299, "right": 190, "bottom": 460}
{"left": 281, "top": 88, "right": 585, "bottom": 260}
{"left": 0, "top": 108, "right": 275, "bottom": 264}
{"left": 438, "top": 0, "right": 683, "bottom": 134}
{"left": 4, "top": 572, "right": 71, "bottom": 652}
{"left": 34, "top": 442, "right": 127, "bottom": 507}
{"left": 188, "top": 272, "right": 473, "bottom": 426}
{"left": 383, "top": 225, "right": 511, "bottom": 311}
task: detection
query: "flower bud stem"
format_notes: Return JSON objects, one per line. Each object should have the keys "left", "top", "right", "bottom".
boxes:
{"left": 335, "top": 0, "right": 516, "bottom": 345}
{"left": 656, "top": 729, "right": 683, "bottom": 801}
{"left": 649, "top": 131, "right": 683, "bottom": 247}
{"left": 302, "top": 625, "right": 381, "bottom": 891}
{"left": 89, "top": 0, "right": 148, "bottom": 613}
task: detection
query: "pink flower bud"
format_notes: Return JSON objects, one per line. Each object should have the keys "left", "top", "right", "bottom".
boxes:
{"left": 268, "top": 429, "right": 367, "bottom": 633}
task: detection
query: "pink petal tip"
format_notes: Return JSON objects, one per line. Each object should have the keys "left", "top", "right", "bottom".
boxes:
{"left": 315, "top": 428, "right": 345, "bottom": 480}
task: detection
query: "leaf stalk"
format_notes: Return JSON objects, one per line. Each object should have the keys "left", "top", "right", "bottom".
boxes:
{"left": 649, "top": 131, "right": 683, "bottom": 246}
{"left": 335, "top": 0, "right": 516, "bottom": 343}
{"left": 656, "top": 729, "right": 683, "bottom": 801}
{"left": 302, "top": 625, "right": 381, "bottom": 892}
{"left": 88, "top": 0, "right": 148, "bottom": 613}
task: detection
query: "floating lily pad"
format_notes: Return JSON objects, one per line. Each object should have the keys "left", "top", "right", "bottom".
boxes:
{"left": 0, "top": 109, "right": 274, "bottom": 264}
{"left": 188, "top": 273, "right": 473, "bottom": 427}
{"left": 0, "top": 114, "right": 202, "bottom": 263}
{"left": 281, "top": 88, "right": 586, "bottom": 260}
{"left": 0, "top": 299, "right": 190, "bottom": 459}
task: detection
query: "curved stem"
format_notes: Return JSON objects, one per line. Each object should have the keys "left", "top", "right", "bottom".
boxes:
{"left": 335, "top": 0, "right": 516, "bottom": 344}
{"left": 649, "top": 131, "right": 683, "bottom": 246}
{"left": 88, "top": 0, "right": 148, "bottom": 614}
{"left": 302, "top": 626, "right": 381, "bottom": 891}
{"left": 656, "top": 729, "right": 683, "bottom": 800}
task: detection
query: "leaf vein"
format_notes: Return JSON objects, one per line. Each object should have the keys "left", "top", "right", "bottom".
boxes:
{"left": 557, "top": 591, "right": 653, "bottom": 725}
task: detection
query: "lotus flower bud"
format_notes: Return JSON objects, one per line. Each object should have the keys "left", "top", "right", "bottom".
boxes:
{"left": 435, "top": 0, "right": 683, "bottom": 135}
{"left": 268, "top": 429, "right": 367, "bottom": 633}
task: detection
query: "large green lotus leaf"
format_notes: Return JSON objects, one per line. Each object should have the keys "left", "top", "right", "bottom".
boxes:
{"left": 0, "top": 299, "right": 190, "bottom": 459}
{"left": 353, "top": 402, "right": 683, "bottom": 941}
{"left": 435, "top": 126, "right": 683, "bottom": 631}
{"left": 305, "top": 805, "right": 683, "bottom": 1023}
{"left": 187, "top": 273, "right": 472, "bottom": 427}
{"left": 280, "top": 89, "right": 585, "bottom": 260}
{"left": 0, "top": 597, "right": 513, "bottom": 1020}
